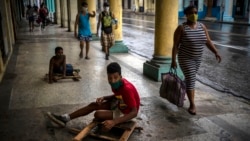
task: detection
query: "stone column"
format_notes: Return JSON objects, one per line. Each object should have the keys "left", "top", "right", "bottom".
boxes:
{"left": 206, "top": 0, "right": 213, "bottom": 17}
{"left": 248, "top": 0, "right": 250, "bottom": 23}
{"left": 135, "top": 0, "right": 139, "bottom": 12}
{"left": 60, "top": 0, "right": 68, "bottom": 27}
{"left": 223, "top": 0, "right": 234, "bottom": 21}
{"left": 86, "top": 0, "right": 98, "bottom": 40}
{"left": 67, "top": 0, "right": 77, "bottom": 32}
{"left": 109, "top": 0, "right": 128, "bottom": 53}
{"left": 143, "top": 0, "right": 180, "bottom": 81}
{"left": 144, "top": 0, "right": 148, "bottom": 13}
{"left": 99, "top": 0, "right": 104, "bottom": 11}
{"left": 7, "top": 0, "right": 15, "bottom": 44}
{"left": 55, "top": 0, "right": 61, "bottom": 25}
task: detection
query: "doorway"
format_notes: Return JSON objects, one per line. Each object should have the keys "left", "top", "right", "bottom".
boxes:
{"left": 235, "top": 0, "right": 245, "bottom": 17}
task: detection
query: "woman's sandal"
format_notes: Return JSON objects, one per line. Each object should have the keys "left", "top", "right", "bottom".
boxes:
{"left": 188, "top": 108, "right": 196, "bottom": 115}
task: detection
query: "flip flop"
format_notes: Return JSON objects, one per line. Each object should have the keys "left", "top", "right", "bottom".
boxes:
{"left": 188, "top": 109, "right": 196, "bottom": 115}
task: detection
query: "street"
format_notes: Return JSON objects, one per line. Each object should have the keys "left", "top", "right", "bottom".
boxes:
{"left": 122, "top": 13, "right": 250, "bottom": 100}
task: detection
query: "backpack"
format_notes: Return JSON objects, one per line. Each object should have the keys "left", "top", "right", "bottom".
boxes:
{"left": 101, "top": 12, "right": 113, "bottom": 34}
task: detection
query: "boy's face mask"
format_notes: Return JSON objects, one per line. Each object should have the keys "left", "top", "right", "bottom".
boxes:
{"left": 108, "top": 72, "right": 122, "bottom": 89}
{"left": 187, "top": 14, "right": 198, "bottom": 22}
{"left": 109, "top": 80, "right": 123, "bottom": 89}
{"left": 82, "top": 7, "right": 88, "bottom": 12}
{"left": 104, "top": 6, "right": 110, "bottom": 11}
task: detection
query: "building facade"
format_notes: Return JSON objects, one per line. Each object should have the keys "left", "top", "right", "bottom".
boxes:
{"left": 123, "top": 0, "right": 250, "bottom": 21}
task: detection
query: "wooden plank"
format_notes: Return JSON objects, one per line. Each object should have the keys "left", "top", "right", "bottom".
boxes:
{"left": 67, "top": 127, "right": 81, "bottom": 134}
{"left": 115, "top": 121, "right": 136, "bottom": 131}
{"left": 119, "top": 121, "right": 137, "bottom": 141}
{"left": 89, "top": 133, "right": 118, "bottom": 141}
{"left": 72, "top": 121, "right": 98, "bottom": 141}
{"left": 54, "top": 75, "right": 81, "bottom": 80}
{"left": 44, "top": 73, "right": 81, "bottom": 80}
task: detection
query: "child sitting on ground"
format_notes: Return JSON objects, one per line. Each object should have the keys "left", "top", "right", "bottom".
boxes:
{"left": 48, "top": 46, "right": 79, "bottom": 84}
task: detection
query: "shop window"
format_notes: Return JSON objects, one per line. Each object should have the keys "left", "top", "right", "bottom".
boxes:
{"left": 213, "top": 0, "right": 218, "bottom": 7}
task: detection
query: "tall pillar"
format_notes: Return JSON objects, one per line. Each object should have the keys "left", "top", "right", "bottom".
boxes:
{"left": 60, "top": 0, "right": 68, "bottom": 27}
{"left": 223, "top": 0, "right": 234, "bottom": 21}
{"left": 135, "top": 0, "right": 139, "bottom": 12}
{"left": 86, "top": 0, "right": 98, "bottom": 40}
{"left": 55, "top": 0, "right": 61, "bottom": 25}
{"left": 99, "top": 0, "right": 104, "bottom": 11}
{"left": 206, "top": 0, "right": 213, "bottom": 17}
{"left": 248, "top": 0, "right": 250, "bottom": 23}
{"left": 6, "top": 0, "right": 15, "bottom": 44}
{"left": 109, "top": 0, "right": 128, "bottom": 53}
{"left": 143, "top": 0, "right": 181, "bottom": 81}
{"left": 67, "top": 0, "right": 77, "bottom": 32}
{"left": 144, "top": 0, "right": 148, "bottom": 13}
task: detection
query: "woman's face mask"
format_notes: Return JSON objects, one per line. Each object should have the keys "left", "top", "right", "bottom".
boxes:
{"left": 187, "top": 14, "right": 198, "bottom": 23}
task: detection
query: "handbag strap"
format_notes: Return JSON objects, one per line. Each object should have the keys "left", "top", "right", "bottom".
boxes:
{"left": 169, "top": 67, "right": 177, "bottom": 75}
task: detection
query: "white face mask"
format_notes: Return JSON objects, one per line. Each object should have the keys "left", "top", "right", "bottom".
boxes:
{"left": 82, "top": 7, "right": 88, "bottom": 12}
{"left": 104, "top": 7, "right": 109, "bottom": 11}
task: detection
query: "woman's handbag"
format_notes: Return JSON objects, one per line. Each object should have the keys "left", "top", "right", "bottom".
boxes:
{"left": 159, "top": 68, "right": 186, "bottom": 107}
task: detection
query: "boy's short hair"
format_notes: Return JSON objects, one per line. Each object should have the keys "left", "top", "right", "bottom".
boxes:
{"left": 107, "top": 62, "right": 121, "bottom": 75}
{"left": 82, "top": 2, "right": 88, "bottom": 7}
{"left": 103, "top": 2, "right": 110, "bottom": 7}
{"left": 55, "top": 46, "right": 63, "bottom": 53}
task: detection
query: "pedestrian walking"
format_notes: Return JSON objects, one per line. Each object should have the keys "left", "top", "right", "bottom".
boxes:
{"left": 74, "top": 2, "right": 96, "bottom": 59}
{"left": 132, "top": 4, "right": 136, "bottom": 13}
{"left": 96, "top": 2, "right": 118, "bottom": 60}
{"left": 171, "top": 5, "right": 222, "bottom": 115}
{"left": 39, "top": 3, "right": 48, "bottom": 29}
{"left": 26, "top": 5, "right": 35, "bottom": 32}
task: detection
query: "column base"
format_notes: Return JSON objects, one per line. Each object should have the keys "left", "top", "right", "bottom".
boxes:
{"left": 143, "top": 56, "right": 184, "bottom": 81}
{"left": 92, "top": 34, "right": 100, "bottom": 41}
{"left": 223, "top": 16, "right": 234, "bottom": 22}
{"left": 109, "top": 41, "right": 128, "bottom": 53}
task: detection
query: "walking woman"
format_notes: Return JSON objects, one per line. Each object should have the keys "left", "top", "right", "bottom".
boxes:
{"left": 171, "top": 5, "right": 222, "bottom": 115}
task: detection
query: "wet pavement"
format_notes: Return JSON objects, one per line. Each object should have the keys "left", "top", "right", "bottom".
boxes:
{"left": 0, "top": 19, "right": 250, "bottom": 141}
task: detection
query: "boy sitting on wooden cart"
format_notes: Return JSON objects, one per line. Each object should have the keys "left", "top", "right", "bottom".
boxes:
{"left": 47, "top": 62, "right": 140, "bottom": 132}
{"left": 48, "top": 46, "right": 80, "bottom": 84}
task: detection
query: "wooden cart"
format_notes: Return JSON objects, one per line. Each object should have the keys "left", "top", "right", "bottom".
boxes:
{"left": 44, "top": 71, "right": 81, "bottom": 82}
{"left": 71, "top": 120, "right": 141, "bottom": 141}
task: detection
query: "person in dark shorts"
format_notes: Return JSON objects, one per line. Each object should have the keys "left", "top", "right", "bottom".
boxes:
{"left": 26, "top": 5, "right": 35, "bottom": 31}
{"left": 96, "top": 2, "right": 118, "bottom": 60}
{"left": 74, "top": 2, "right": 96, "bottom": 59}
